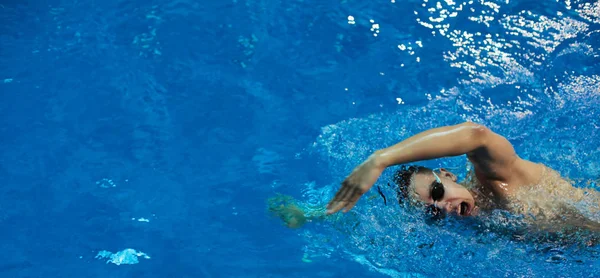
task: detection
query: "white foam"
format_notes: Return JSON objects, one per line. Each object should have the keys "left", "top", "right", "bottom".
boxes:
{"left": 349, "top": 252, "right": 426, "bottom": 278}
{"left": 131, "top": 217, "right": 150, "bottom": 222}
{"left": 95, "top": 248, "right": 151, "bottom": 265}
{"left": 96, "top": 178, "right": 116, "bottom": 188}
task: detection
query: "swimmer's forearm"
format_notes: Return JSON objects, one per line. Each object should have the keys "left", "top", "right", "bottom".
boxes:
{"left": 372, "top": 122, "right": 487, "bottom": 168}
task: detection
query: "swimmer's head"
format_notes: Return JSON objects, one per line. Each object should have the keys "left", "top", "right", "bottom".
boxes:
{"left": 393, "top": 165, "right": 475, "bottom": 218}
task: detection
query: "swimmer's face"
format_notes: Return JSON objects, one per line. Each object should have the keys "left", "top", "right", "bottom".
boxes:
{"left": 410, "top": 169, "right": 475, "bottom": 217}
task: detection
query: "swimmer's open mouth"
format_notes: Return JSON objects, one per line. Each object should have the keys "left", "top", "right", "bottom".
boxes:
{"left": 459, "top": 202, "right": 469, "bottom": 216}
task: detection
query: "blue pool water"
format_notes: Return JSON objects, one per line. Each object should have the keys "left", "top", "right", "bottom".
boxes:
{"left": 1, "top": 0, "right": 600, "bottom": 277}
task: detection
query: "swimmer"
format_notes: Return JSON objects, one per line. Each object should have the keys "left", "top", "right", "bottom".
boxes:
{"left": 326, "top": 122, "right": 600, "bottom": 232}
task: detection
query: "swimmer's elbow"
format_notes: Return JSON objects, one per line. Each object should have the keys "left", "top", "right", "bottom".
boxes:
{"left": 458, "top": 121, "right": 491, "bottom": 147}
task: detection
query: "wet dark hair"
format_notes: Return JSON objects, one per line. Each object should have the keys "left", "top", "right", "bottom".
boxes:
{"left": 392, "top": 165, "right": 447, "bottom": 221}
{"left": 391, "top": 165, "right": 433, "bottom": 204}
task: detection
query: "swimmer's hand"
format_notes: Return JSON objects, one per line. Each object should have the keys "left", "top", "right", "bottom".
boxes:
{"left": 326, "top": 155, "right": 384, "bottom": 214}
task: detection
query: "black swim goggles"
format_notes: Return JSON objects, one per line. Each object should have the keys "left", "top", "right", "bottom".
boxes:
{"left": 425, "top": 171, "right": 445, "bottom": 220}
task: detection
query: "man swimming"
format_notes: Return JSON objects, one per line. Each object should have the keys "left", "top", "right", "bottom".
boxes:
{"left": 325, "top": 122, "right": 600, "bottom": 231}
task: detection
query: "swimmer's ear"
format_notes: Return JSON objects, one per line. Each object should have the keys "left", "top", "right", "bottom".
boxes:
{"left": 439, "top": 168, "right": 457, "bottom": 182}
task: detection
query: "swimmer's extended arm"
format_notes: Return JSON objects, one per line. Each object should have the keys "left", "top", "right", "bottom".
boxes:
{"left": 327, "top": 122, "right": 517, "bottom": 214}
{"left": 373, "top": 122, "right": 508, "bottom": 167}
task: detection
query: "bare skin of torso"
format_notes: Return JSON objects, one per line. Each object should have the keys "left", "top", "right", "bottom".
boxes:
{"left": 470, "top": 157, "right": 600, "bottom": 232}
{"left": 472, "top": 157, "right": 544, "bottom": 199}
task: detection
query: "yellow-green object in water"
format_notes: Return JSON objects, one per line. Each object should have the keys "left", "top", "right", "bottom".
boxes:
{"left": 267, "top": 194, "right": 309, "bottom": 229}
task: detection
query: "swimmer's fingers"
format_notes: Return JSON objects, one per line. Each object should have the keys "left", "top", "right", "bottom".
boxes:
{"left": 342, "top": 189, "right": 363, "bottom": 213}
{"left": 326, "top": 181, "right": 352, "bottom": 214}
{"left": 326, "top": 200, "right": 347, "bottom": 215}
{"left": 327, "top": 180, "right": 362, "bottom": 214}
{"left": 326, "top": 182, "right": 348, "bottom": 209}
{"left": 327, "top": 180, "right": 352, "bottom": 214}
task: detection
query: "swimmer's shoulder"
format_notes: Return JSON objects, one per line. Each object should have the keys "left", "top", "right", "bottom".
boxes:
{"left": 507, "top": 158, "right": 546, "bottom": 188}
{"left": 480, "top": 158, "right": 545, "bottom": 196}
